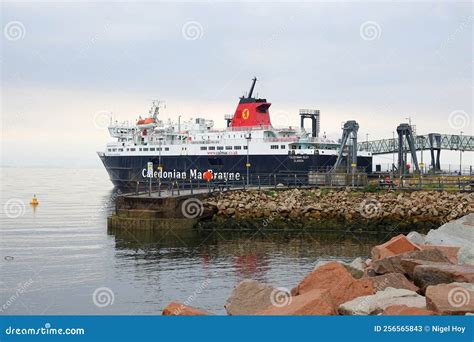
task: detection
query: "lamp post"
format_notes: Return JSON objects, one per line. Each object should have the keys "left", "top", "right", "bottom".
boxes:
{"left": 392, "top": 131, "right": 395, "bottom": 172}
{"left": 158, "top": 137, "right": 163, "bottom": 197}
{"left": 459, "top": 131, "right": 463, "bottom": 175}
{"left": 245, "top": 133, "right": 252, "bottom": 187}
{"left": 405, "top": 117, "right": 413, "bottom": 166}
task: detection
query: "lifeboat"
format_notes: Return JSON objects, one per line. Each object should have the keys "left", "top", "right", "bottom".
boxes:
{"left": 136, "top": 117, "right": 156, "bottom": 130}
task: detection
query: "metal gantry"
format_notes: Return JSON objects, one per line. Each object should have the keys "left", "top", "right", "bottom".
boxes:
{"left": 357, "top": 132, "right": 473, "bottom": 174}
{"left": 331, "top": 120, "right": 359, "bottom": 173}
{"left": 358, "top": 133, "right": 473, "bottom": 154}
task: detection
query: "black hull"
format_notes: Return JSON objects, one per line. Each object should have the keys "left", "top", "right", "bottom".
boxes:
{"left": 99, "top": 154, "right": 372, "bottom": 189}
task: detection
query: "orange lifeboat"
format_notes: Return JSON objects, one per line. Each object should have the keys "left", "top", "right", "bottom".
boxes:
{"left": 136, "top": 117, "right": 156, "bottom": 129}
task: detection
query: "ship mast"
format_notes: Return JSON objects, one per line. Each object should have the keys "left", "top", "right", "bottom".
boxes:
{"left": 150, "top": 100, "right": 164, "bottom": 120}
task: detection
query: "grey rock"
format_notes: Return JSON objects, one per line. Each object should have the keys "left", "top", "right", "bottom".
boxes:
{"left": 338, "top": 287, "right": 426, "bottom": 315}
{"left": 407, "top": 231, "right": 426, "bottom": 245}
{"left": 458, "top": 245, "right": 474, "bottom": 265}
{"left": 425, "top": 213, "right": 474, "bottom": 247}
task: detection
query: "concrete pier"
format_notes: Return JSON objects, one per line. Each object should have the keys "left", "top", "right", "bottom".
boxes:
{"left": 107, "top": 190, "right": 215, "bottom": 231}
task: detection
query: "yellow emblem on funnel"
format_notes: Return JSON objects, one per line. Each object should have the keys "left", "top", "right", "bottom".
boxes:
{"left": 242, "top": 108, "right": 250, "bottom": 120}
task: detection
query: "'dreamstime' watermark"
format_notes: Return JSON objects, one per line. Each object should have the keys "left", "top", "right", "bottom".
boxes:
{"left": 4, "top": 21, "right": 26, "bottom": 41}
{"left": 270, "top": 287, "right": 292, "bottom": 308}
{"left": 0, "top": 278, "right": 34, "bottom": 313}
{"left": 359, "top": 21, "right": 381, "bottom": 41}
{"left": 182, "top": 21, "right": 203, "bottom": 41}
{"left": 448, "top": 110, "right": 471, "bottom": 130}
{"left": 3, "top": 199, "right": 26, "bottom": 219}
{"left": 173, "top": 279, "right": 210, "bottom": 315}
{"left": 359, "top": 199, "right": 382, "bottom": 219}
{"left": 92, "top": 287, "right": 115, "bottom": 308}
{"left": 448, "top": 287, "right": 471, "bottom": 308}
{"left": 181, "top": 198, "right": 204, "bottom": 219}
{"left": 93, "top": 110, "right": 112, "bottom": 130}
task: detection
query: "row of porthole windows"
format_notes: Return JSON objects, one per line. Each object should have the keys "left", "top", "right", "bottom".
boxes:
{"left": 108, "top": 147, "right": 170, "bottom": 152}
{"left": 108, "top": 144, "right": 285, "bottom": 153}
{"left": 199, "top": 144, "right": 287, "bottom": 151}
{"left": 200, "top": 145, "right": 249, "bottom": 151}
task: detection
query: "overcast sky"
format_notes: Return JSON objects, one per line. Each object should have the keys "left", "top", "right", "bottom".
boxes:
{"left": 1, "top": 1, "right": 472, "bottom": 168}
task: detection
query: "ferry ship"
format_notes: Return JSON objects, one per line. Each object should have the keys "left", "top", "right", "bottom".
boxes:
{"left": 98, "top": 78, "right": 372, "bottom": 188}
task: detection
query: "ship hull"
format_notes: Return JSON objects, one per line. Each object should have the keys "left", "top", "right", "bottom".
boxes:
{"left": 99, "top": 153, "right": 372, "bottom": 189}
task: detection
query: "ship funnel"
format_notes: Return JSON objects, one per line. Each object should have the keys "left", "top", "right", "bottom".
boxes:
{"left": 230, "top": 78, "right": 272, "bottom": 128}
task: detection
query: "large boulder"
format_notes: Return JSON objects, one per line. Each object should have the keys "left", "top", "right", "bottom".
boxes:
{"left": 258, "top": 289, "right": 335, "bottom": 315}
{"left": 292, "top": 262, "right": 374, "bottom": 307}
{"left": 371, "top": 234, "right": 421, "bottom": 261}
{"left": 382, "top": 305, "right": 436, "bottom": 315}
{"left": 413, "top": 263, "right": 474, "bottom": 293}
{"left": 426, "top": 282, "right": 474, "bottom": 315}
{"left": 425, "top": 214, "right": 474, "bottom": 264}
{"left": 224, "top": 279, "right": 276, "bottom": 315}
{"left": 371, "top": 273, "right": 419, "bottom": 293}
{"left": 372, "top": 249, "right": 450, "bottom": 275}
{"left": 400, "top": 259, "right": 450, "bottom": 279}
{"left": 162, "top": 302, "right": 209, "bottom": 316}
{"left": 313, "top": 258, "right": 364, "bottom": 279}
{"left": 417, "top": 245, "right": 460, "bottom": 264}
{"left": 338, "top": 287, "right": 426, "bottom": 315}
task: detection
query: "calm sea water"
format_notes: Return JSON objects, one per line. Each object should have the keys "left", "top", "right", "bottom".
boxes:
{"left": 1, "top": 167, "right": 376, "bottom": 315}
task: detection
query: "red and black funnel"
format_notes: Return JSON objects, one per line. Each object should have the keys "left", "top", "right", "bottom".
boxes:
{"left": 230, "top": 77, "right": 272, "bottom": 128}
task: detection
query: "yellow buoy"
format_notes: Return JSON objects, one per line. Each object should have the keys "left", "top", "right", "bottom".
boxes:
{"left": 30, "top": 195, "right": 39, "bottom": 205}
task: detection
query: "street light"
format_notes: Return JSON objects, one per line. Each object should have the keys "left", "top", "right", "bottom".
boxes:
{"left": 392, "top": 131, "right": 395, "bottom": 172}
{"left": 245, "top": 133, "right": 252, "bottom": 187}
{"left": 459, "top": 131, "right": 463, "bottom": 175}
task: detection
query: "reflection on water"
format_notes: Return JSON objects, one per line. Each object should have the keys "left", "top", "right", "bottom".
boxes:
{"left": 1, "top": 168, "right": 392, "bottom": 315}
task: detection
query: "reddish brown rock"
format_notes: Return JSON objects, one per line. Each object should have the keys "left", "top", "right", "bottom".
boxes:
{"left": 413, "top": 264, "right": 474, "bottom": 293}
{"left": 371, "top": 273, "right": 419, "bottom": 293}
{"left": 372, "top": 249, "right": 450, "bottom": 275}
{"left": 382, "top": 305, "right": 436, "bottom": 316}
{"left": 292, "top": 262, "right": 374, "bottom": 307}
{"left": 371, "top": 234, "right": 421, "bottom": 261}
{"left": 418, "top": 245, "right": 460, "bottom": 264}
{"left": 400, "top": 259, "right": 451, "bottom": 279}
{"left": 258, "top": 289, "right": 335, "bottom": 315}
{"left": 162, "top": 302, "right": 209, "bottom": 316}
{"left": 426, "top": 283, "right": 474, "bottom": 315}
